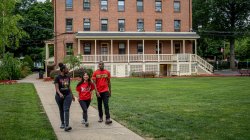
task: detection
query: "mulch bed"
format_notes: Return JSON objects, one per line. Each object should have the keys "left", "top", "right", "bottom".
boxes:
{"left": 0, "top": 80, "right": 18, "bottom": 85}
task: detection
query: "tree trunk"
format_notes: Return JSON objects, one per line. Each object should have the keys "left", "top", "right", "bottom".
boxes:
{"left": 229, "top": 38, "right": 236, "bottom": 70}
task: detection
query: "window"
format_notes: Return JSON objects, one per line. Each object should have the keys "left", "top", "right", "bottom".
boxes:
{"left": 174, "top": 20, "right": 181, "bottom": 32}
{"left": 101, "top": 19, "right": 108, "bottom": 31}
{"left": 155, "top": 0, "right": 162, "bottom": 12}
{"left": 118, "top": 0, "right": 125, "bottom": 11}
{"left": 66, "top": 43, "right": 73, "bottom": 55}
{"left": 84, "top": 43, "right": 91, "bottom": 54}
{"left": 155, "top": 19, "right": 162, "bottom": 32}
{"left": 137, "top": 0, "right": 143, "bottom": 12}
{"left": 66, "top": 0, "right": 73, "bottom": 10}
{"left": 118, "top": 19, "right": 125, "bottom": 31}
{"left": 83, "top": 18, "right": 90, "bottom": 31}
{"left": 118, "top": 43, "right": 126, "bottom": 54}
{"left": 83, "top": 0, "right": 90, "bottom": 10}
{"left": 66, "top": 18, "right": 73, "bottom": 32}
{"left": 137, "top": 19, "right": 144, "bottom": 32}
{"left": 156, "top": 43, "right": 162, "bottom": 54}
{"left": 174, "top": 1, "right": 180, "bottom": 12}
{"left": 137, "top": 43, "right": 143, "bottom": 54}
{"left": 101, "top": 0, "right": 108, "bottom": 11}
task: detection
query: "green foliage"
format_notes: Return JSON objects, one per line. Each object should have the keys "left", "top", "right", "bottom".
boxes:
{"left": 23, "top": 55, "right": 34, "bottom": 70}
{"left": 0, "top": 0, "right": 27, "bottom": 57}
{"left": 20, "top": 62, "right": 32, "bottom": 78}
{"left": 12, "top": 0, "right": 53, "bottom": 62}
{"left": 49, "top": 70, "right": 60, "bottom": 79}
{"left": 64, "top": 55, "right": 81, "bottom": 78}
{"left": 193, "top": 0, "right": 250, "bottom": 69}
{"left": 0, "top": 53, "right": 21, "bottom": 80}
{"left": 235, "top": 37, "right": 250, "bottom": 61}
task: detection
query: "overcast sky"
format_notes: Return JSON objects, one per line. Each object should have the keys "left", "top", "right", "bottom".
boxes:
{"left": 37, "top": 0, "right": 46, "bottom": 2}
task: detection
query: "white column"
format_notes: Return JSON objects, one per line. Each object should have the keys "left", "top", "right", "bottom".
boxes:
{"left": 143, "top": 39, "right": 145, "bottom": 62}
{"left": 142, "top": 39, "right": 145, "bottom": 72}
{"left": 183, "top": 40, "right": 185, "bottom": 54}
{"left": 195, "top": 39, "right": 197, "bottom": 55}
{"left": 189, "top": 54, "right": 192, "bottom": 75}
{"left": 45, "top": 43, "right": 49, "bottom": 59}
{"left": 157, "top": 40, "right": 160, "bottom": 62}
{"left": 78, "top": 39, "right": 80, "bottom": 55}
{"left": 45, "top": 61, "right": 48, "bottom": 78}
{"left": 111, "top": 39, "right": 113, "bottom": 62}
{"left": 127, "top": 39, "right": 130, "bottom": 63}
{"left": 95, "top": 40, "right": 97, "bottom": 70}
{"left": 171, "top": 40, "right": 173, "bottom": 54}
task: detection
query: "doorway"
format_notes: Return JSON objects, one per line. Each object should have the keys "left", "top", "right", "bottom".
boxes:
{"left": 160, "top": 64, "right": 169, "bottom": 76}
{"left": 100, "top": 43, "right": 109, "bottom": 61}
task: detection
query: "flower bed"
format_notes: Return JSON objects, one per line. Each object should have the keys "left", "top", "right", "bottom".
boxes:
{"left": 0, "top": 80, "right": 17, "bottom": 85}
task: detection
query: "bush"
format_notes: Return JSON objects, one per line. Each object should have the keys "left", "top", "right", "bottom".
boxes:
{"left": 0, "top": 53, "right": 21, "bottom": 80}
{"left": 69, "top": 68, "right": 93, "bottom": 78}
{"left": 20, "top": 62, "right": 32, "bottom": 78}
{"left": 49, "top": 70, "right": 61, "bottom": 79}
{"left": 23, "top": 55, "right": 34, "bottom": 70}
{"left": 130, "top": 71, "right": 156, "bottom": 78}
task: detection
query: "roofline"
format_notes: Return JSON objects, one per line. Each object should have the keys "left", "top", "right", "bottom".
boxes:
{"left": 75, "top": 32, "right": 200, "bottom": 39}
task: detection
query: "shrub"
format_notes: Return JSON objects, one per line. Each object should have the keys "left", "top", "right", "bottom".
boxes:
{"left": 130, "top": 71, "right": 156, "bottom": 78}
{"left": 20, "top": 62, "right": 32, "bottom": 78}
{"left": 23, "top": 55, "right": 34, "bottom": 70}
{"left": 69, "top": 68, "right": 93, "bottom": 78}
{"left": 49, "top": 70, "right": 61, "bottom": 79}
{"left": 0, "top": 53, "right": 21, "bottom": 80}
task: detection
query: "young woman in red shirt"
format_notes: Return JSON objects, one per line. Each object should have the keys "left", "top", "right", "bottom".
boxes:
{"left": 76, "top": 72, "right": 95, "bottom": 127}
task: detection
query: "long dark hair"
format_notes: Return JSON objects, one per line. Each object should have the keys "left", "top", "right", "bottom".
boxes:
{"left": 58, "top": 63, "right": 66, "bottom": 72}
{"left": 76, "top": 72, "right": 91, "bottom": 88}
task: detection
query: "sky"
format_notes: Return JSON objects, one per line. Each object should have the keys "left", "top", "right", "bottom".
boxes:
{"left": 37, "top": 0, "right": 46, "bottom": 2}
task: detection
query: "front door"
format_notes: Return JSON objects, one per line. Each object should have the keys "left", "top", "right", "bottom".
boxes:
{"left": 160, "top": 64, "right": 168, "bottom": 76}
{"left": 101, "top": 43, "right": 109, "bottom": 61}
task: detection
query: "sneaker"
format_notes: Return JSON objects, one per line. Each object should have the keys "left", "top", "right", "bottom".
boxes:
{"left": 98, "top": 118, "right": 103, "bottom": 123}
{"left": 81, "top": 120, "right": 85, "bottom": 124}
{"left": 60, "top": 124, "right": 65, "bottom": 129}
{"left": 105, "top": 119, "right": 112, "bottom": 124}
{"left": 64, "top": 126, "right": 72, "bottom": 132}
{"left": 85, "top": 122, "right": 89, "bottom": 127}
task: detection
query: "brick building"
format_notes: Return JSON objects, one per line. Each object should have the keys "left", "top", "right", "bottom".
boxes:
{"left": 45, "top": 0, "right": 213, "bottom": 77}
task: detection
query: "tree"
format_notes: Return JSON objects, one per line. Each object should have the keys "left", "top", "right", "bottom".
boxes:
{"left": 193, "top": 0, "right": 250, "bottom": 70}
{"left": 10, "top": 0, "right": 53, "bottom": 62}
{"left": 0, "top": 0, "right": 27, "bottom": 58}
{"left": 64, "top": 55, "right": 81, "bottom": 78}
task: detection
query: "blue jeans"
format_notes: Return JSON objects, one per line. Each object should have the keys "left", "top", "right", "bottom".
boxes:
{"left": 55, "top": 93, "right": 72, "bottom": 127}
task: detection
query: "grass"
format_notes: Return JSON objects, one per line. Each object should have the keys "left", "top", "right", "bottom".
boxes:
{"left": 72, "top": 77, "right": 250, "bottom": 140}
{"left": 0, "top": 83, "right": 56, "bottom": 140}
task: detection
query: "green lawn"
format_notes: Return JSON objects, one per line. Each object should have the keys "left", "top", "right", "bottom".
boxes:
{"left": 0, "top": 84, "right": 56, "bottom": 140}
{"left": 72, "top": 77, "right": 250, "bottom": 140}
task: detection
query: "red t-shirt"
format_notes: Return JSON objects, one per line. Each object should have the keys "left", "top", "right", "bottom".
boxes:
{"left": 76, "top": 82, "right": 95, "bottom": 100}
{"left": 92, "top": 69, "right": 110, "bottom": 93}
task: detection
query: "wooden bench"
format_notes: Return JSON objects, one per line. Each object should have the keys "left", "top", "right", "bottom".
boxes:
{"left": 239, "top": 69, "right": 250, "bottom": 76}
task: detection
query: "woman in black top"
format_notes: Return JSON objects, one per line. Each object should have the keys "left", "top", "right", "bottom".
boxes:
{"left": 54, "top": 63, "right": 75, "bottom": 131}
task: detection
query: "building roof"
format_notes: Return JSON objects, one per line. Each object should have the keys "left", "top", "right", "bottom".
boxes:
{"left": 75, "top": 32, "right": 200, "bottom": 40}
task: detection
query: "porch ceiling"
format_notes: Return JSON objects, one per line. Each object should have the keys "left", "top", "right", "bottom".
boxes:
{"left": 75, "top": 32, "right": 200, "bottom": 40}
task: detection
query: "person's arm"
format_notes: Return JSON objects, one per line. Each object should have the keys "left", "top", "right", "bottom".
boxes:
{"left": 92, "top": 80, "right": 100, "bottom": 97}
{"left": 108, "top": 72, "right": 111, "bottom": 97}
{"left": 55, "top": 83, "right": 64, "bottom": 98}
{"left": 92, "top": 72, "right": 100, "bottom": 97}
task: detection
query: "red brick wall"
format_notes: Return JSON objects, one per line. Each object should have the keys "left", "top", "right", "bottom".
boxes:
{"left": 53, "top": 0, "right": 194, "bottom": 63}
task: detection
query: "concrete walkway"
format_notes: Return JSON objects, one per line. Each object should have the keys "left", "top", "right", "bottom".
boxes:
{"left": 19, "top": 74, "right": 144, "bottom": 140}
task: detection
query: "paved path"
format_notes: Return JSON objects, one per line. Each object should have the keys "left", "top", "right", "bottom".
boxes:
{"left": 19, "top": 74, "right": 144, "bottom": 140}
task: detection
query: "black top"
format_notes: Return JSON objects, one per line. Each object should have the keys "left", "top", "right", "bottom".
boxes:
{"left": 54, "top": 75, "right": 71, "bottom": 95}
